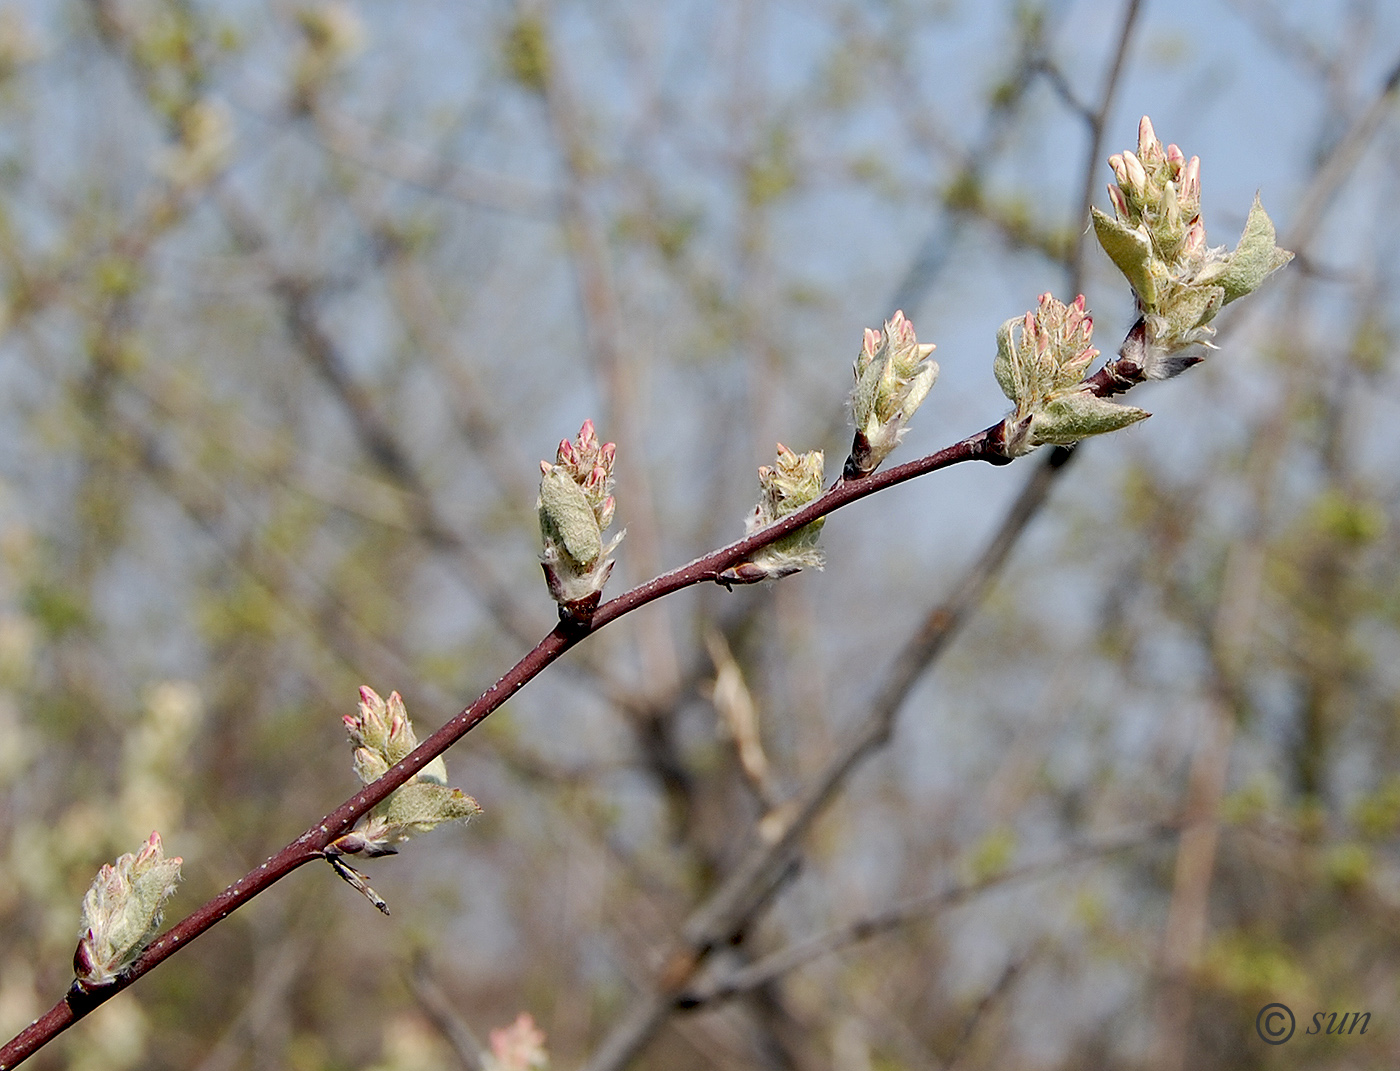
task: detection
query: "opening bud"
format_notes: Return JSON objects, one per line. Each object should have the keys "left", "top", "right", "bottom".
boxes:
{"left": 537, "top": 421, "right": 624, "bottom": 624}
{"left": 720, "top": 445, "right": 827, "bottom": 585}
{"left": 1092, "top": 117, "right": 1290, "bottom": 373}
{"left": 845, "top": 310, "right": 939, "bottom": 478}
{"left": 331, "top": 687, "right": 481, "bottom": 871}
{"left": 992, "top": 293, "right": 1147, "bottom": 457}
{"left": 74, "top": 832, "right": 183, "bottom": 988}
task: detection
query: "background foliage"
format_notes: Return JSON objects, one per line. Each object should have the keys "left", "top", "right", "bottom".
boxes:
{"left": 2, "top": 0, "right": 1400, "bottom": 1068}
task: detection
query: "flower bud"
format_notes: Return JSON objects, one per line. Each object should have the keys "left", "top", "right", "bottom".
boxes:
{"left": 1092, "top": 116, "right": 1288, "bottom": 375}
{"left": 1093, "top": 117, "right": 1290, "bottom": 375}
{"left": 74, "top": 832, "right": 182, "bottom": 988}
{"left": 333, "top": 687, "right": 481, "bottom": 861}
{"left": 720, "top": 445, "right": 826, "bottom": 584}
{"left": 993, "top": 293, "right": 1148, "bottom": 457}
{"left": 537, "top": 421, "right": 624, "bottom": 622}
{"left": 845, "top": 310, "right": 938, "bottom": 478}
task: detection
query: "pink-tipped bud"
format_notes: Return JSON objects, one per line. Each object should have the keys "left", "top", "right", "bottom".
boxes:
{"left": 1122, "top": 150, "right": 1147, "bottom": 194}
{"left": 577, "top": 419, "right": 597, "bottom": 449}
{"left": 1107, "top": 184, "right": 1129, "bottom": 219}
{"left": 1108, "top": 153, "right": 1127, "bottom": 187}
{"left": 1166, "top": 143, "right": 1184, "bottom": 171}
{"left": 890, "top": 309, "right": 915, "bottom": 343}
{"left": 1182, "top": 155, "right": 1201, "bottom": 202}
{"left": 1137, "top": 116, "right": 1162, "bottom": 161}
{"left": 1062, "top": 296, "right": 1088, "bottom": 342}
{"left": 863, "top": 326, "right": 880, "bottom": 357}
{"left": 557, "top": 437, "right": 577, "bottom": 465}
{"left": 74, "top": 833, "right": 183, "bottom": 988}
{"left": 134, "top": 832, "right": 161, "bottom": 867}
{"left": 1182, "top": 221, "right": 1205, "bottom": 257}
{"left": 600, "top": 441, "right": 616, "bottom": 468}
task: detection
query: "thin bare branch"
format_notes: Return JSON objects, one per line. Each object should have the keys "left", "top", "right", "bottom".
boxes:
{"left": 677, "top": 826, "right": 1173, "bottom": 1009}
{"left": 409, "top": 956, "right": 488, "bottom": 1071}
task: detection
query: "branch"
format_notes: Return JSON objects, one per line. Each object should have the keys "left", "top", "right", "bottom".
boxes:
{"left": 0, "top": 422, "right": 1004, "bottom": 1069}
{"left": 675, "top": 826, "right": 1172, "bottom": 1009}
{"left": 409, "top": 955, "right": 488, "bottom": 1071}
{"left": 3, "top": 269, "right": 1197, "bottom": 1065}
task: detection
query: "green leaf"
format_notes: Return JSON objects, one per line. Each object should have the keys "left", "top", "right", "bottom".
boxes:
{"left": 993, "top": 317, "right": 1021, "bottom": 403}
{"left": 1219, "top": 195, "right": 1293, "bottom": 305}
{"left": 383, "top": 782, "right": 482, "bottom": 832}
{"left": 539, "top": 469, "right": 603, "bottom": 568}
{"left": 1033, "top": 391, "right": 1149, "bottom": 445}
{"left": 1092, "top": 208, "right": 1158, "bottom": 307}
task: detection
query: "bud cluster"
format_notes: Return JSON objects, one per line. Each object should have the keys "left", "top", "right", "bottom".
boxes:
{"left": 1092, "top": 116, "right": 1291, "bottom": 375}
{"left": 333, "top": 686, "right": 481, "bottom": 859}
{"left": 538, "top": 420, "right": 624, "bottom": 622}
{"left": 74, "top": 832, "right": 183, "bottom": 988}
{"left": 845, "top": 310, "right": 939, "bottom": 478}
{"left": 721, "top": 444, "right": 826, "bottom": 585}
{"left": 994, "top": 293, "right": 1147, "bottom": 457}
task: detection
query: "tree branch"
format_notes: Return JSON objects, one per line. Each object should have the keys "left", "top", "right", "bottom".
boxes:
{"left": 0, "top": 422, "right": 1003, "bottom": 1069}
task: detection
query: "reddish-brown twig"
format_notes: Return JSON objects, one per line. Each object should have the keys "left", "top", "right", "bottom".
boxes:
{"left": 0, "top": 425, "right": 1004, "bottom": 1069}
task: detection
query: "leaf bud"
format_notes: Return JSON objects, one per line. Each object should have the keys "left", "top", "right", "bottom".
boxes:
{"left": 74, "top": 832, "right": 183, "bottom": 988}
{"left": 537, "top": 421, "right": 624, "bottom": 622}
{"left": 992, "top": 293, "right": 1148, "bottom": 457}
{"left": 333, "top": 687, "right": 481, "bottom": 861}
{"left": 720, "top": 445, "right": 826, "bottom": 584}
{"left": 1093, "top": 117, "right": 1290, "bottom": 376}
{"left": 845, "top": 310, "right": 939, "bottom": 478}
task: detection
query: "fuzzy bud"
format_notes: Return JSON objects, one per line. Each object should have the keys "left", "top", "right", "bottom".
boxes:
{"left": 845, "top": 310, "right": 938, "bottom": 478}
{"left": 74, "top": 832, "right": 182, "bottom": 988}
{"left": 720, "top": 445, "right": 826, "bottom": 584}
{"left": 537, "top": 421, "right": 624, "bottom": 623}
{"left": 1092, "top": 117, "right": 1290, "bottom": 375}
{"left": 993, "top": 293, "right": 1148, "bottom": 457}
{"left": 333, "top": 687, "right": 481, "bottom": 859}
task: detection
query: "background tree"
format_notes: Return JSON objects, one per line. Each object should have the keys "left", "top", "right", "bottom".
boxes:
{"left": 1, "top": 1, "right": 1398, "bottom": 1069}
